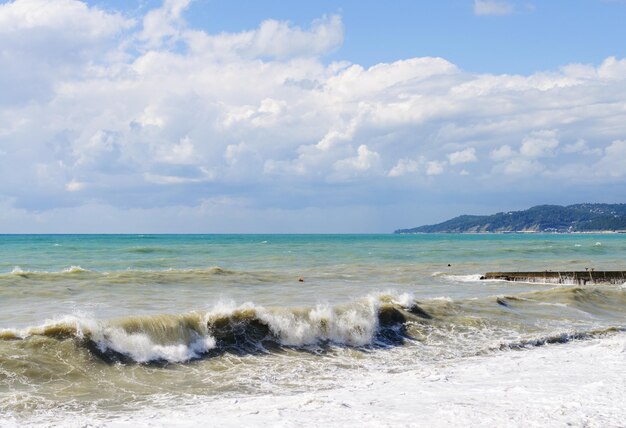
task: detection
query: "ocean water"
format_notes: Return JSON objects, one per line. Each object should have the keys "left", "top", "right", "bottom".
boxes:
{"left": 1, "top": 234, "right": 625, "bottom": 426}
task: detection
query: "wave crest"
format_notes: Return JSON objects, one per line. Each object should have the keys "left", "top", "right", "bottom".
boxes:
{"left": 1, "top": 295, "right": 431, "bottom": 364}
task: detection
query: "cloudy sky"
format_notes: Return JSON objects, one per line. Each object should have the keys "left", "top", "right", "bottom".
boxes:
{"left": 1, "top": 0, "right": 626, "bottom": 232}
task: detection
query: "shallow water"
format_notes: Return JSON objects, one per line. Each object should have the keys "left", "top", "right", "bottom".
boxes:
{"left": 1, "top": 234, "right": 625, "bottom": 424}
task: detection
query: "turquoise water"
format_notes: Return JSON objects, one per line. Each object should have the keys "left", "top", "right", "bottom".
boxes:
{"left": 2, "top": 233, "right": 625, "bottom": 288}
{"left": 1, "top": 233, "right": 624, "bottom": 272}
{"left": 1, "top": 233, "right": 624, "bottom": 326}
{"left": 1, "top": 234, "right": 625, "bottom": 424}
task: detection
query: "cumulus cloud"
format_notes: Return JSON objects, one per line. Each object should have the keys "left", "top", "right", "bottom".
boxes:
{"left": 502, "top": 158, "right": 544, "bottom": 175}
{"left": 595, "top": 140, "right": 626, "bottom": 177}
{"left": 155, "top": 136, "right": 196, "bottom": 165}
{"left": 473, "top": 0, "right": 515, "bottom": 16}
{"left": 520, "top": 130, "right": 560, "bottom": 158}
{"left": 333, "top": 145, "right": 381, "bottom": 177}
{"left": 388, "top": 158, "right": 419, "bottom": 177}
{"left": 0, "top": 0, "right": 133, "bottom": 36}
{"left": 447, "top": 148, "right": 477, "bottom": 165}
{"left": 0, "top": 0, "right": 134, "bottom": 105}
{"left": 562, "top": 139, "right": 588, "bottom": 154}
{"left": 184, "top": 13, "right": 344, "bottom": 60}
{"left": 65, "top": 180, "right": 86, "bottom": 192}
{"left": 1, "top": 0, "right": 626, "bottom": 231}
{"left": 490, "top": 145, "right": 515, "bottom": 161}
{"left": 426, "top": 161, "right": 446, "bottom": 176}
{"left": 562, "top": 139, "right": 603, "bottom": 156}
{"left": 139, "top": 0, "right": 190, "bottom": 47}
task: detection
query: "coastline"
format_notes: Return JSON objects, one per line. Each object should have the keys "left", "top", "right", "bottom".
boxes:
{"left": 395, "top": 230, "right": 626, "bottom": 234}
{"left": 6, "top": 333, "right": 625, "bottom": 427}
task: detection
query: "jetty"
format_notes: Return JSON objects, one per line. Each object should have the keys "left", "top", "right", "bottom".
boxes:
{"left": 481, "top": 271, "right": 626, "bottom": 285}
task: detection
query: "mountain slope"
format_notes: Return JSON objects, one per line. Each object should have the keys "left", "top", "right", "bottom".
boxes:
{"left": 395, "top": 204, "right": 626, "bottom": 233}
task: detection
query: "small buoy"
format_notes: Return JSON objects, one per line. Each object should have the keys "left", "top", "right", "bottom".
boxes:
{"left": 298, "top": 277, "right": 304, "bottom": 282}
{"left": 447, "top": 264, "right": 451, "bottom": 267}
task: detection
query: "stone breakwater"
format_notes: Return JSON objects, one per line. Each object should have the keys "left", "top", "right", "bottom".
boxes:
{"left": 481, "top": 271, "right": 626, "bottom": 285}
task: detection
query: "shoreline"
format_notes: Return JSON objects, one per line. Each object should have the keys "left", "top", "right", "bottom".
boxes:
{"left": 7, "top": 333, "right": 625, "bottom": 427}
{"left": 396, "top": 230, "right": 626, "bottom": 234}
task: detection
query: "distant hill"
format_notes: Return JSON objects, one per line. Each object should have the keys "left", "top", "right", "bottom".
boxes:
{"left": 395, "top": 204, "right": 626, "bottom": 234}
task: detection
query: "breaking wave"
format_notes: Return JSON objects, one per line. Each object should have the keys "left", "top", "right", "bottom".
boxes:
{"left": 0, "top": 294, "right": 432, "bottom": 364}
{"left": 2, "top": 286, "right": 625, "bottom": 366}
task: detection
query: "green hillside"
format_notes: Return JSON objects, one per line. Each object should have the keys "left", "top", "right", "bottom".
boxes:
{"left": 395, "top": 204, "right": 626, "bottom": 233}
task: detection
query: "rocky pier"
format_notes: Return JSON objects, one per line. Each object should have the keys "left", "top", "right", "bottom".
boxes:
{"left": 481, "top": 271, "right": 626, "bottom": 285}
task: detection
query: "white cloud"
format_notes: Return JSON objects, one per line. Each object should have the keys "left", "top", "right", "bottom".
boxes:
{"left": 0, "top": 0, "right": 133, "bottom": 37}
{"left": 139, "top": 0, "right": 190, "bottom": 47}
{"left": 65, "top": 180, "right": 86, "bottom": 192}
{"left": 503, "top": 158, "right": 544, "bottom": 175}
{"left": 597, "top": 56, "right": 626, "bottom": 80}
{"left": 0, "top": 0, "right": 134, "bottom": 106}
{"left": 143, "top": 168, "right": 214, "bottom": 185}
{"left": 225, "top": 142, "right": 251, "bottom": 166}
{"left": 1, "top": 0, "right": 626, "bottom": 231}
{"left": 185, "top": 14, "right": 344, "bottom": 60}
{"left": 388, "top": 158, "right": 419, "bottom": 177}
{"left": 595, "top": 140, "right": 626, "bottom": 177}
{"left": 155, "top": 136, "right": 196, "bottom": 165}
{"left": 447, "top": 148, "right": 477, "bottom": 165}
{"left": 490, "top": 145, "right": 515, "bottom": 161}
{"left": 473, "top": 0, "right": 515, "bottom": 16}
{"left": 561, "top": 139, "right": 603, "bottom": 156}
{"left": 562, "top": 139, "right": 588, "bottom": 153}
{"left": 334, "top": 145, "right": 381, "bottom": 174}
{"left": 520, "top": 130, "right": 559, "bottom": 158}
{"left": 426, "top": 161, "right": 445, "bottom": 176}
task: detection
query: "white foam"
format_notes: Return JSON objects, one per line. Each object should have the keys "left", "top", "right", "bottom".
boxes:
{"left": 26, "top": 333, "right": 626, "bottom": 427}
{"left": 6, "top": 266, "right": 90, "bottom": 276}
{"left": 62, "top": 265, "right": 89, "bottom": 273}
{"left": 203, "top": 293, "right": 416, "bottom": 349}
{"left": 390, "top": 292, "right": 415, "bottom": 307}
{"left": 254, "top": 299, "right": 380, "bottom": 347}
{"left": 14, "top": 313, "right": 217, "bottom": 364}
{"left": 444, "top": 274, "right": 483, "bottom": 282}
{"left": 92, "top": 328, "right": 216, "bottom": 363}
{"left": 9, "top": 266, "right": 27, "bottom": 275}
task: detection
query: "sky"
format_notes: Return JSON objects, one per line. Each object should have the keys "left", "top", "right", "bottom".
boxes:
{"left": 1, "top": 0, "right": 626, "bottom": 233}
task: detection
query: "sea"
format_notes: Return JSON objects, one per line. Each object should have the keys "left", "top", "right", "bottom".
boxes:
{"left": 1, "top": 234, "right": 625, "bottom": 427}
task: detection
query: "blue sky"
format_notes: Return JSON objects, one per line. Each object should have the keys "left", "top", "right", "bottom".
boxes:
{"left": 85, "top": 0, "right": 626, "bottom": 74}
{"left": 1, "top": 0, "right": 626, "bottom": 232}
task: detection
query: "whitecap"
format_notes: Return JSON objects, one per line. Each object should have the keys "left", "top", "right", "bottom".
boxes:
{"left": 93, "top": 328, "right": 216, "bottom": 363}
{"left": 443, "top": 274, "right": 483, "bottom": 282}
{"left": 62, "top": 266, "right": 89, "bottom": 273}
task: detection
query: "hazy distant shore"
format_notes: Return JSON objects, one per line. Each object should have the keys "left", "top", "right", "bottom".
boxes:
{"left": 396, "top": 230, "right": 626, "bottom": 234}
{"left": 395, "top": 204, "right": 626, "bottom": 234}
